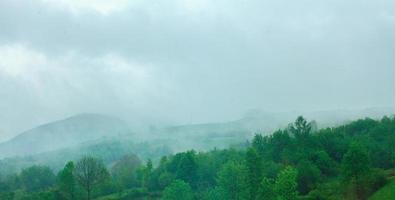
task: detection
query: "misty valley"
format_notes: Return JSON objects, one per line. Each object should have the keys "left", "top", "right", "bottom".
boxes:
{"left": 1, "top": 0, "right": 395, "bottom": 199}
{"left": 0, "top": 112, "right": 395, "bottom": 200}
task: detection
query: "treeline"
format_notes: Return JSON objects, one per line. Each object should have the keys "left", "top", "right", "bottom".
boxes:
{"left": 0, "top": 116, "right": 395, "bottom": 200}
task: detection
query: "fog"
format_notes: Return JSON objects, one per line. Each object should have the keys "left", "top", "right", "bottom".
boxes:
{"left": 1, "top": 0, "right": 395, "bottom": 141}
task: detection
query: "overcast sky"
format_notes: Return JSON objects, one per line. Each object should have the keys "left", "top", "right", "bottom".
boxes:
{"left": 0, "top": 0, "right": 395, "bottom": 139}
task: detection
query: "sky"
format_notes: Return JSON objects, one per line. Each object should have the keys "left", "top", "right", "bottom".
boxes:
{"left": 0, "top": 0, "right": 395, "bottom": 140}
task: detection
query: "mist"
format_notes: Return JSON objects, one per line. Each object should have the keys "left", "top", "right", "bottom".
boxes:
{"left": 1, "top": 0, "right": 395, "bottom": 141}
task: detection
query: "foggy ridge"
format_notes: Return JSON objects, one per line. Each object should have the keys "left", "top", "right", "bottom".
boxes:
{"left": 0, "top": 113, "right": 131, "bottom": 158}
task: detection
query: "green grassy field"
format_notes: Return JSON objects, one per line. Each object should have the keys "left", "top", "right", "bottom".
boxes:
{"left": 369, "top": 179, "right": 395, "bottom": 200}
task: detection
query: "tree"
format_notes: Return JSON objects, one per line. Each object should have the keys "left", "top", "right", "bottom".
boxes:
{"left": 275, "top": 166, "right": 298, "bottom": 200}
{"left": 289, "top": 116, "right": 311, "bottom": 139}
{"left": 162, "top": 180, "right": 193, "bottom": 200}
{"left": 311, "top": 150, "right": 337, "bottom": 176}
{"left": 147, "top": 159, "right": 153, "bottom": 172}
{"left": 142, "top": 159, "right": 153, "bottom": 189}
{"left": 342, "top": 142, "right": 370, "bottom": 200}
{"left": 175, "top": 151, "right": 198, "bottom": 186}
{"left": 158, "top": 172, "right": 174, "bottom": 189}
{"left": 252, "top": 134, "right": 266, "bottom": 155}
{"left": 296, "top": 160, "right": 321, "bottom": 195}
{"left": 217, "top": 161, "right": 248, "bottom": 200}
{"left": 74, "top": 156, "right": 109, "bottom": 200}
{"left": 0, "top": 173, "right": 20, "bottom": 192}
{"left": 20, "top": 165, "right": 55, "bottom": 192}
{"left": 342, "top": 142, "right": 370, "bottom": 181}
{"left": 257, "top": 177, "right": 275, "bottom": 200}
{"left": 111, "top": 154, "right": 142, "bottom": 189}
{"left": 57, "top": 161, "right": 77, "bottom": 200}
{"left": 204, "top": 186, "right": 227, "bottom": 200}
{"left": 245, "top": 148, "right": 262, "bottom": 200}
{"left": 269, "top": 130, "right": 294, "bottom": 163}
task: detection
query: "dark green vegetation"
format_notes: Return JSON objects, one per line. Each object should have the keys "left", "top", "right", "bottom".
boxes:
{"left": 368, "top": 179, "right": 395, "bottom": 200}
{"left": 0, "top": 116, "right": 395, "bottom": 200}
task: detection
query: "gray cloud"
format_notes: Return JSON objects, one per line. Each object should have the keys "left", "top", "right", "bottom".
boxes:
{"left": 0, "top": 0, "right": 395, "bottom": 140}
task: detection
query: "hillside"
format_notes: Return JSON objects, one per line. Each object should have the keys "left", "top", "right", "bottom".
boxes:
{"left": 0, "top": 114, "right": 131, "bottom": 158}
{"left": 152, "top": 108, "right": 395, "bottom": 151}
{"left": 0, "top": 116, "right": 394, "bottom": 200}
{"left": 369, "top": 179, "right": 395, "bottom": 200}
{"left": 0, "top": 138, "right": 172, "bottom": 174}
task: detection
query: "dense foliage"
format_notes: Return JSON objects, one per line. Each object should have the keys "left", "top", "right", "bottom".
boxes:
{"left": 0, "top": 116, "right": 394, "bottom": 200}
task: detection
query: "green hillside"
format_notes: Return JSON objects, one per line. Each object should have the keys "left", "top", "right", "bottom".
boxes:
{"left": 369, "top": 179, "right": 395, "bottom": 200}
{"left": 0, "top": 116, "right": 394, "bottom": 200}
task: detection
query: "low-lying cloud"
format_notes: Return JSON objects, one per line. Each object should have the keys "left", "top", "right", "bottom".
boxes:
{"left": 0, "top": 0, "right": 395, "bottom": 140}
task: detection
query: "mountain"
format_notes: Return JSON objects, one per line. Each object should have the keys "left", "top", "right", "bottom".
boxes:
{"left": 152, "top": 107, "right": 395, "bottom": 151}
{"left": 0, "top": 108, "right": 393, "bottom": 175}
{"left": 0, "top": 113, "right": 131, "bottom": 158}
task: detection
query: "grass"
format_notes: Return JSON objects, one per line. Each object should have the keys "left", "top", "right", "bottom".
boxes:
{"left": 368, "top": 179, "right": 395, "bottom": 200}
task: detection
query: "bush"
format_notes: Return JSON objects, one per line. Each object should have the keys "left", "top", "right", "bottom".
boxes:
{"left": 120, "top": 188, "right": 149, "bottom": 200}
{"left": 162, "top": 180, "right": 193, "bottom": 200}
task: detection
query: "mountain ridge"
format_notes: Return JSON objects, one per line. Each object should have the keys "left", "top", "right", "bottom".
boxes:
{"left": 0, "top": 113, "right": 131, "bottom": 158}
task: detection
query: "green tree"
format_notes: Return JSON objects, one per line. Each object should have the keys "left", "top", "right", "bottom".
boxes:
{"left": 204, "top": 186, "right": 227, "bottom": 200}
{"left": 175, "top": 151, "right": 198, "bottom": 186}
{"left": 342, "top": 142, "right": 370, "bottom": 200}
{"left": 296, "top": 160, "right": 321, "bottom": 195}
{"left": 158, "top": 172, "right": 174, "bottom": 189}
{"left": 311, "top": 150, "right": 337, "bottom": 176}
{"left": 252, "top": 134, "right": 266, "bottom": 155}
{"left": 245, "top": 148, "right": 262, "bottom": 200}
{"left": 111, "top": 154, "right": 141, "bottom": 189}
{"left": 20, "top": 165, "right": 55, "bottom": 192}
{"left": 289, "top": 116, "right": 311, "bottom": 140}
{"left": 162, "top": 180, "right": 193, "bottom": 200}
{"left": 217, "top": 161, "right": 248, "bottom": 200}
{"left": 257, "top": 177, "right": 275, "bottom": 200}
{"left": 74, "top": 156, "right": 109, "bottom": 200}
{"left": 342, "top": 142, "right": 370, "bottom": 181}
{"left": 142, "top": 159, "right": 153, "bottom": 189}
{"left": 57, "top": 161, "right": 77, "bottom": 200}
{"left": 269, "top": 130, "right": 294, "bottom": 163}
{"left": 275, "top": 166, "right": 298, "bottom": 200}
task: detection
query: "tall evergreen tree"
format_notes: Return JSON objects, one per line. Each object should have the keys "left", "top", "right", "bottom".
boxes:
{"left": 246, "top": 148, "right": 262, "bottom": 200}
{"left": 252, "top": 134, "right": 266, "bottom": 156}
{"left": 57, "top": 161, "right": 77, "bottom": 200}
{"left": 289, "top": 116, "right": 311, "bottom": 140}
{"left": 142, "top": 159, "right": 153, "bottom": 190}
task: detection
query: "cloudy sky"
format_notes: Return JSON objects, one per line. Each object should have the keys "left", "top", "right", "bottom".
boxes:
{"left": 0, "top": 0, "right": 395, "bottom": 140}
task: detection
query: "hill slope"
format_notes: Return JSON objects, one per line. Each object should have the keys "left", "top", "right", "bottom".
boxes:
{"left": 0, "top": 114, "right": 131, "bottom": 158}
{"left": 369, "top": 179, "right": 395, "bottom": 200}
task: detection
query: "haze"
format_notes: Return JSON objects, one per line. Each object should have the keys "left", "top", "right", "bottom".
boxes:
{"left": 1, "top": 0, "right": 395, "bottom": 141}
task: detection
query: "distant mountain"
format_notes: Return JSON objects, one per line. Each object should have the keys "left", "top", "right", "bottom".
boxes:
{"left": 153, "top": 107, "right": 395, "bottom": 151}
{"left": 1, "top": 107, "right": 394, "bottom": 162}
{"left": 0, "top": 114, "right": 131, "bottom": 158}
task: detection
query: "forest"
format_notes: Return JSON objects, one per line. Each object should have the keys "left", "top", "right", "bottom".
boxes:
{"left": 0, "top": 116, "right": 394, "bottom": 200}
{"left": 1, "top": 0, "right": 395, "bottom": 199}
